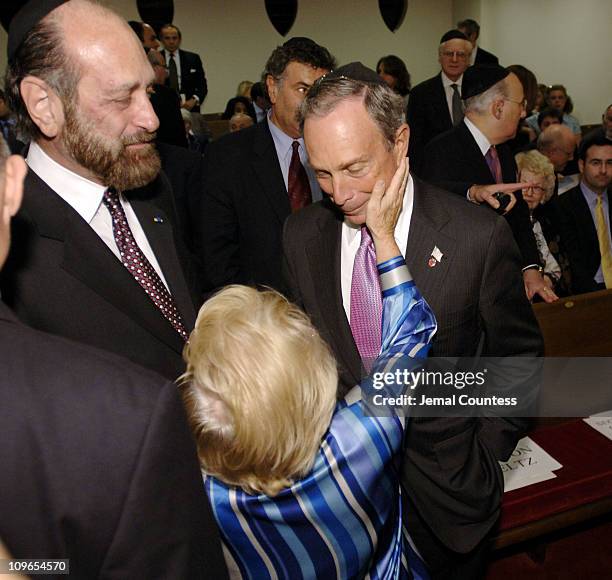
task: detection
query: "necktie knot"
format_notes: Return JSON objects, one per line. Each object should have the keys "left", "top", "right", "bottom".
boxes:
{"left": 359, "top": 225, "right": 374, "bottom": 248}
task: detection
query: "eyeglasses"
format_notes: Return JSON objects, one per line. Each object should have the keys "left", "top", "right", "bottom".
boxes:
{"left": 441, "top": 51, "right": 469, "bottom": 59}
{"left": 504, "top": 97, "right": 527, "bottom": 111}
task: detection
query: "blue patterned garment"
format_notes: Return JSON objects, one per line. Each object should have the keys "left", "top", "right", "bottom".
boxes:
{"left": 205, "top": 255, "right": 437, "bottom": 579}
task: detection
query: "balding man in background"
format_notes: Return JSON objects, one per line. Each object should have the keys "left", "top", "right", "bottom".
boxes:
{"left": 1, "top": 0, "right": 198, "bottom": 380}
{"left": 538, "top": 124, "right": 580, "bottom": 194}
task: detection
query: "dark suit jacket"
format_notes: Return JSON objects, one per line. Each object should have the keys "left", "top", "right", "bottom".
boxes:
{"left": 150, "top": 83, "right": 188, "bottom": 149}
{"left": 196, "top": 119, "right": 290, "bottom": 293}
{"left": 422, "top": 121, "right": 540, "bottom": 268}
{"left": 0, "top": 302, "right": 227, "bottom": 579}
{"left": 0, "top": 166, "right": 196, "bottom": 380}
{"left": 474, "top": 46, "right": 499, "bottom": 65}
{"left": 283, "top": 177, "right": 542, "bottom": 561}
{"left": 554, "top": 184, "right": 611, "bottom": 293}
{"left": 165, "top": 49, "right": 207, "bottom": 112}
{"left": 406, "top": 73, "right": 453, "bottom": 175}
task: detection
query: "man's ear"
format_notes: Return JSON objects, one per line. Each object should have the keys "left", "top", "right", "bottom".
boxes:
{"left": 578, "top": 158, "right": 584, "bottom": 174}
{"left": 394, "top": 123, "right": 410, "bottom": 164}
{"left": 19, "top": 76, "right": 65, "bottom": 138}
{"left": 492, "top": 98, "right": 504, "bottom": 120}
{"left": 2, "top": 155, "right": 27, "bottom": 219}
{"left": 265, "top": 74, "right": 278, "bottom": 105}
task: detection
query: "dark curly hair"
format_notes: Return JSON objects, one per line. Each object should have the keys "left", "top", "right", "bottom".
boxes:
{"left": 221, "top": 96, "right": 257, "bottom": 122}
{"left": 262, "top": 37, "right": 336, "bottom": 91}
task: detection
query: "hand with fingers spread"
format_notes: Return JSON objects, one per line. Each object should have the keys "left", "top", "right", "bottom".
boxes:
{"left": 468, "top": 182, "right": 537, "bottom": 214}
{"left": 365, "top": 157, "right": 409, "bottom": 263}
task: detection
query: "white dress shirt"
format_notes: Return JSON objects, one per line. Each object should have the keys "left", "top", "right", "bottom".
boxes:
{"left": 441, "top": 71, "right": 464, "bottom": 121}
{"left": 341, "top": 176, "right": 414, "bottom": 320}
{"left": 26, "top": 142, "right": 169, "bottom": 289}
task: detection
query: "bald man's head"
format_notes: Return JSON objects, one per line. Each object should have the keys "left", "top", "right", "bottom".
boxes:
{"left": 537, "top": 124, "right": 576, "bottom": 172}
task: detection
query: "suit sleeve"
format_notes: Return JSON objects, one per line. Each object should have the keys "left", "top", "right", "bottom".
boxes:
{"left": 194, "top": 54, "right": 207, "bottom": 102}
{"left": 196, "top": 143, "right": 246, "bottom": 293}
{"left": 282, "top": 216, "right": 305, "bottom": 308}
{"left": 421, "top": 140, "right": 474, "bottom": 194}
{"left": 99, "top": 381, "right": 228, "bottom": 579}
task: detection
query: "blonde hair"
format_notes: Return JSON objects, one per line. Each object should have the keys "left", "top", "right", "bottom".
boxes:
{"left": 236, "top": 80, "right": 254, "bottom": 98}
{"left": 515, "top": 150, "right": 556, "bottom": 202}
{"left": 180, "top": 285, "right": 338, "bottom": 496}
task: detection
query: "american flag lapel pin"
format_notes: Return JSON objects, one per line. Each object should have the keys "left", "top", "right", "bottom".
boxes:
{"left": 153, "top": 215, "right": 164, "bottom": 224}
{"left": 428, "top": 246, "right": 443, "bottom": 268}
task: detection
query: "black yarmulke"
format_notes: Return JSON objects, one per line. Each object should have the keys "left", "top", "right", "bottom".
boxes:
{"left": 462, "top": 64, "right": 510, "bottom": 100}
{"left": 439, "top": 29, "right": 469, "bottom": 44}
{"left": 327, "top": 62, "right": 385, "bottom": 85}
{"left": 7, "top": 0, "right": 69, "bottom": 61}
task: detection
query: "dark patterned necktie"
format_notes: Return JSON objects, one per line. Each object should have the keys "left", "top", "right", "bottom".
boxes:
{"left": 485, "top": 145, "right": 503, "bottom": 183}
{"left": 288, "top": 141, "right": 312, "bottom": 212}
{"left": 102, "top": 188, "right": 189, "bottom": 341}
{"left": 350, "top": 226, "right": 382, "bottom": 369}
{"left": 451, "top": 83, "right": 463, "bottom": 125}
{"left": 168, "top": 53, "right": 179, "bottom": 92}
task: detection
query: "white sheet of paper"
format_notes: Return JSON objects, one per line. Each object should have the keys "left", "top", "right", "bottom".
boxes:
{"left": 584, "top": 411, "right": 612, "bottom": 441}
{"left": 500, "top": 436, "right": 563, "bottom": 493}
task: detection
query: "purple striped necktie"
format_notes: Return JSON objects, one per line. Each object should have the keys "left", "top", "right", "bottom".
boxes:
{"left": 102, "top": 188, "right": 189, "bottom": 342}
{"left": 350, "top": 226, "right": 382, "bottom": 369}
{"left": 485, "top": 145, "right": 503, "bottom": 184}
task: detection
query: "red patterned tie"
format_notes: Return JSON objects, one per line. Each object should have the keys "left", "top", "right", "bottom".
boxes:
{"left": 288, "top": 141, "right": 312, "bottom": 212}
{"left": 102, "top": 188, "right": 189, "bottom": 341}
{"left": 485, "top": 145, "right": 503, "bottom": 184}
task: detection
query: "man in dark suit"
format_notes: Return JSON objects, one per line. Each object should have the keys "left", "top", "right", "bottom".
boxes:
{"left": 160, "top": 24, "right": 207, "bottom": 113}
{"left": 555, "top": 135, "right": 612, "bottom": 293}
{"left": 423, "top": 64, "right": 557, "bottom": 304}
{"left": 457, "top": 18, "right": 499, "bottom": 65}
{"left": 1, "top": 0, "right": 197, "bottom": 380}
{"left": 407, "top": 30, "right": 473, "bottom": 175}
{"left": 196, "top": 37, "right": 335, "bottom": 293}
{"left": 283, "top": 63, "right": 543, "bottom": 579}
{"left": 0, "top": 134, "right": 227, "bottom": 579}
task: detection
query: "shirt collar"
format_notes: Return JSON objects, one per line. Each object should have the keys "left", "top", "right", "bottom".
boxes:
{"left": 267, "top": 110, "right": 304, "bottom": 161}
{"left": 580, "top": 180, "right": 608, "bottom": 203}
{"left": 26, "top": 141, "right": 107, "bottom": 224}
{"left": 463, "top": 116, "right": 492, "bottom": 156}
{"left": 441, "top": 71, "right": 463, "bottom": 89}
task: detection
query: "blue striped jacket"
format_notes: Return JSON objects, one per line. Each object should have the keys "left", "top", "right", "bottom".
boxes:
{"left": 205, "top": 256, "right": 437, "bottom": 579}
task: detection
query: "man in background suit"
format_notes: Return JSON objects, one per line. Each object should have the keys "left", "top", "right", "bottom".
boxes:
{"left": 283, "top": 63, "right": 542, "bottom": 579}
{"left": 196, "top": 37, "right": 335, "bottom": 293}
{"left": 422, "top": 64, "right": 557, "bottom": 304}
{"left": 0, "top": 133, "right": 227, "bottom": 579}
{"left": 407, "top": 30, "right": 472, "bottom": 175}
{"left": 555, "top": 135, "right": 612, "bottom": 293}
{"left": 1, "top": 0, "right": 197, "bottom": 380}
{"left": 160, "top": 23, "right": 207, "bottom": 112}
{"left": 457, "top": 18, "right": 499, "bottom": 65}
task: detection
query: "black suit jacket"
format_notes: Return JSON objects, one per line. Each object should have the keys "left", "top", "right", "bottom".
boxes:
{"left": 1, "top": 167, "right": 196, "bottom": 380}
{"left": 283, "top": 177, "right": 542, "bottom": 560}
{"left": 422, "top": 121, "right": 540, "bottom": 268}
{"left": 406, "top": 73, "right": 453, "bottom": 175}
{"left": 0, "top": 302, "right": 227, "bottom": 579}
{"left": 196, "top": 119, "right": 290, "bottom": 293}
{"left": 165, "top": 49, "right": 207, "bottom": 112}
{"left": 150, "top": 83, "right": 188, "bottom": 149}
{"left": 474, "top": 46, "right": 499, "bottom": 65}
{"left": 554, "top": 185, "right": 611, "bottom": 293}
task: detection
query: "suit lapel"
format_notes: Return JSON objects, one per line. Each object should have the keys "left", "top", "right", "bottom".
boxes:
{"left": 406, "top": 177, "right": 456, "bottom": 308}
{"left": 24, "top": 171, "right": 187, "bottom": 354}
{"left": 128, "top": 179, "right": 196, "bottom": 330}
{"left": 434, "top": 74, "right": 453, "bottom": 129}
{"left": 305, "top": 206, "right": 362, "bottom": 385}
{"left": 251, "top": 121, "right": 292, "bottom": 224}
{"left": 458, "top": 123, "right": 499, "bottom": 183}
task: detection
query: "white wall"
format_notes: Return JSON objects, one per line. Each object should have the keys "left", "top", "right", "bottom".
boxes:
{"left": 480, "top": 0, "right": 610, "bottom": 124}
{"left": 1, "top": 0, "right": 608, "bottom": 122}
